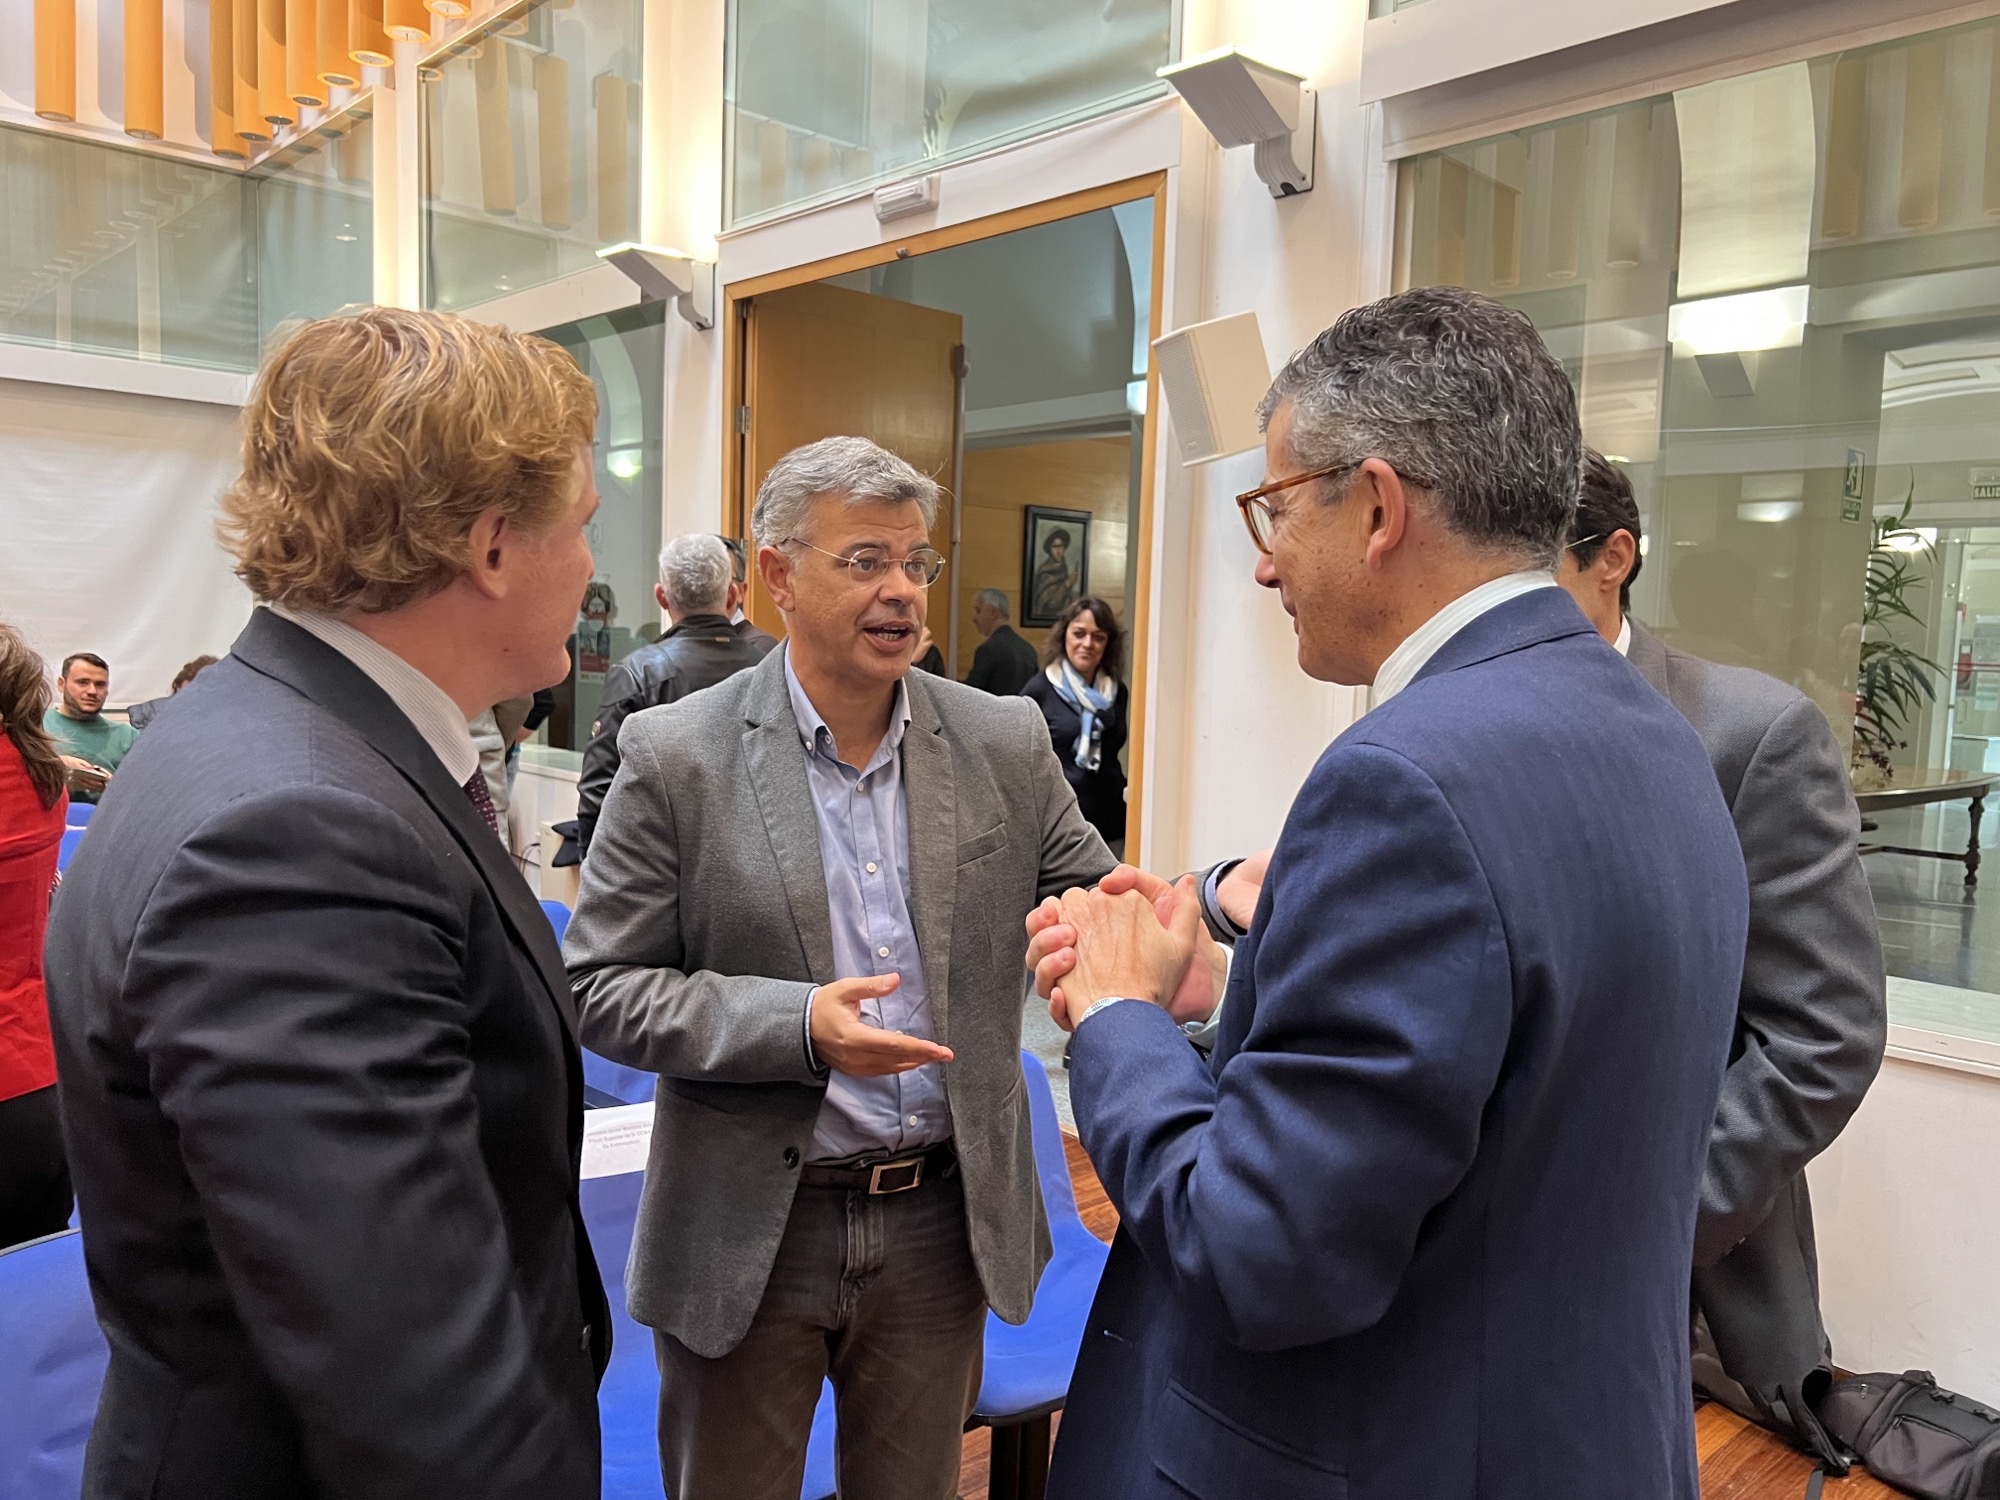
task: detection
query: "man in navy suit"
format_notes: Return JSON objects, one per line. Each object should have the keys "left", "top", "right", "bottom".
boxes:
{"left": 46, "top": 309, "right": 610, "bottom": 1499}
{"left": 1028, "top": 287, "right": 1749, "bottom": 1499}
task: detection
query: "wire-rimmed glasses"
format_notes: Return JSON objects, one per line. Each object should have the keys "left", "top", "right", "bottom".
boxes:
{"left": 781, "top": 538, "right": 947, "bottom": 588}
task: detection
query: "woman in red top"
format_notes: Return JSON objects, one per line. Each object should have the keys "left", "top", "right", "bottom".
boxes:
{"left": 0, "top": 622, "right": 72, "bottom": 1247}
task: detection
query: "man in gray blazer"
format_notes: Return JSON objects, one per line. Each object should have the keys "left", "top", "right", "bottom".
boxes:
{"left": 566, "top": 435, "right": 1115, "bottom": 1500}
{"left": 1559, "top": 450, "right": 1887, "bottom": 1466}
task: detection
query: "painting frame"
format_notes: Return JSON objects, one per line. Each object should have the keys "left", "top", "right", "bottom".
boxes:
{"left": 1022, "top": 506, "right": 1092, "bottom": 629}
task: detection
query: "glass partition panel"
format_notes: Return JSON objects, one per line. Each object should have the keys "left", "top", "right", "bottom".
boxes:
{"left": 725, "top": 0, "right": 1175, "bottom": 226}
{"left": 0, "top": 122, "right": 256, "bottom": 370}
{"left": 252, "top": 109, "right": 376, "bottom": 346}
{"left": 0, "top": 115, "right": 375, "bottom": 371}
{"left": 528, "top": 299, "right": 665, "bottom": 761}
{"left": 1393, "top": 15, "right": 2000, "bottom": 1042}
{"left": 423, "top": 0, "right": 644, "bottom": 313}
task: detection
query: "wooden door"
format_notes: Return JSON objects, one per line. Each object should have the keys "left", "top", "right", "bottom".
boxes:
{"left": 738, "top": 282, "right": 963, "bottom": 640}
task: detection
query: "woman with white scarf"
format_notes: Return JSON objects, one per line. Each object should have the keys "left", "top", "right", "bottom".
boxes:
{"left": 1022, "top": 594, "right": 1129, "bottom": 854}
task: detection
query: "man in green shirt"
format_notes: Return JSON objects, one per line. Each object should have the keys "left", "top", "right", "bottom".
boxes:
{"left": 43, "top": 652, "right": 139, "bottom": 803}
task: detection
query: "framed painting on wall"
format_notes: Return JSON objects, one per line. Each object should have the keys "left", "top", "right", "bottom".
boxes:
{"left": 1023, "top": 506, "right": 1091, "bottom": 628}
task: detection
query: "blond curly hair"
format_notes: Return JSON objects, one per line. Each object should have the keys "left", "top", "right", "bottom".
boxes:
{"left": 219, "top": 307, "right": 599, "bottom": 614}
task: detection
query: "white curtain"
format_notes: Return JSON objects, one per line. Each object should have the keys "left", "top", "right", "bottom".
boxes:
{"left": 0, "top": 377, "right": 252, "bottom": 705}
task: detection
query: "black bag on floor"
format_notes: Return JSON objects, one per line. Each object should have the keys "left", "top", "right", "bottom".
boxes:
{"left": 1819, "top": 1370, "right": 2000, "bottom": 1499}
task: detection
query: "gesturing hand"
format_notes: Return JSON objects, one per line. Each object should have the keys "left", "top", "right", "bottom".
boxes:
{"left": 809, "top": 975, "right": 954, "bottom": 1078}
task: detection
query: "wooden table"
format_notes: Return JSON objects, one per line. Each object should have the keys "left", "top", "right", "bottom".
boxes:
{"left": 1856, "top": 769, "right": 2000, "bottom": 890}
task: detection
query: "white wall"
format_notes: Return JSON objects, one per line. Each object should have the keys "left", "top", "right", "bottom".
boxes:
{"left": 0, "top": 376, "right": 251, "bottom": 703}
{"left": 1811, "top": 1055, "right": 2000, "bottom": 1405}
{"left": 647, "top": 0, "right": 728, "bottom": 547}
{"left": 1144, "top": 0, "right": 1375, "bottom": 874}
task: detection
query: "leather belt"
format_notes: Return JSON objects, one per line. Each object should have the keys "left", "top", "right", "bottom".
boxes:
{"left": 798, "top": 1141, "right": 957, "bottom": 1196}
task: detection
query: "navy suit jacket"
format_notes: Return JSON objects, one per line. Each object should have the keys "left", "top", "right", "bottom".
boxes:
{"left": 44, "top": 610, "right": 609, "bottom": 1500}
{"left": 1050, "top": 589, "right": 1748, "bottom": 1500}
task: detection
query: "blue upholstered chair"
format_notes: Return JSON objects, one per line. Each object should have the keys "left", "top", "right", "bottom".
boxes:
{"left": 969, "top": 1051, "right": 1112, "bottom": 1499}
{"left": 0, "top": 1134, "right": 837, "bottom": 1500}
{"left": 581, "top": 1170, "right": 837, "bottom": 1500}
{"left": 64, "top": 802, "right": 94, "bottom": 828}
{"left": 57, "top": 827, "right": 86, "bottom": 875}
{"left": 0, "top": 1228, "right": 107, "bottom": 1500}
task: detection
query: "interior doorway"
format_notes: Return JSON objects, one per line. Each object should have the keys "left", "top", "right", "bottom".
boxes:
{"left": 729, "top": 185, "right": 1161, "bottom": 853}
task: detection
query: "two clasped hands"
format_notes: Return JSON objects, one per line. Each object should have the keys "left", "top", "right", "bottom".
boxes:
{"left": 1025, "top": 853, "right": 1271, "bottom": 1031}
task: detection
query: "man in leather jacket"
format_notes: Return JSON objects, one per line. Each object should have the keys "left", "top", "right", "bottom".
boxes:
{"left": 577, "top": 534, "right": 770, "bottom": 854}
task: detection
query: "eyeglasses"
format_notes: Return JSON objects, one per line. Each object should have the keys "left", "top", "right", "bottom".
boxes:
{"left": 1566, "top": 533, "right": 1603, "bottom": 553}
{"left": 781, "top": 537, "right": 947, "bottom": 588}
{"left": 1235, "top": 462, "right": 1358, "bottom": 555}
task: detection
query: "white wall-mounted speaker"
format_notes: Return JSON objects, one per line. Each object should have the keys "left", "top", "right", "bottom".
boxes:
{"left": 1152, "top": 311, "right": 1272, "bottom": 466}
{"left": 874, "top": 174, "right": 940, "bottom": 222}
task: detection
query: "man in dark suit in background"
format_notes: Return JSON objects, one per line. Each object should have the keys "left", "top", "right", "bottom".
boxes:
{"left": 576, "top": 533, "right": 768, "bottom": 856}
{"left": 963, "top": 588, "right": 1041, "bottom": 696}
{"left": 45, "top": 308, "right": 611, "bottom": 1500}
{"left": 1029, "top": 287, "right": 1750, "bottom": 1500}
{"left": 1559, "top": 450, "right": 1886, "bottom": 1466}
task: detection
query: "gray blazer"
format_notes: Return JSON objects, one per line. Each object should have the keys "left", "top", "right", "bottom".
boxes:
{"left": 565, "top": 647, "right": 1116, "bottom": 1358}
{"left": 1628, "top": 623, "right": 1886, "bottom": 1456}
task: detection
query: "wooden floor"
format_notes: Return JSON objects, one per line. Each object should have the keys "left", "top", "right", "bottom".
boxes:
{"left": 956, "top": 1135, "right": 1902, "bottom": 1500}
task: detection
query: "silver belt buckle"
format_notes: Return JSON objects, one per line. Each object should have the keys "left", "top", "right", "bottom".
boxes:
{"left": 867, "top": 1156, "right": 924, "bottom": 1195}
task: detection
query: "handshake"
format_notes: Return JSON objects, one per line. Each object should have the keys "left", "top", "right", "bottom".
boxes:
{"left": 1022, "top": 857, "right": 1266, "bottom": 1033}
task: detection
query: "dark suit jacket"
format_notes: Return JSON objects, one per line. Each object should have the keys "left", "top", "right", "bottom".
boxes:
{"left": 44, "top": 609, "right": 608, "bottom": 1500}
{"left": 966, "top": 624, "right": 1041, "bottom": 697}
{"left": 1051, "top": 589, "right": 1749, "bottom": 1500}
{"left": 734, "top": 616, "right": 780, "bottom": 656}
{"left": 1627, "top": 623, "right": 1886, "bottom": 1458}
{"left": 576, "top": 614, "right": 767, "bottom": 854}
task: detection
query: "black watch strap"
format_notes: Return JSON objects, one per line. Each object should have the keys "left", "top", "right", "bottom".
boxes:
{"left": 1198, "top": 858, "right": 1247, "bottom": 944}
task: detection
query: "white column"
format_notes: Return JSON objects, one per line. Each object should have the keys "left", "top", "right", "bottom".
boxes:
{"left": 368, "top": 44, "right": 424, "bottom": 308}
{"left": 136, "top": 222, "right": 162, "bottom": 358}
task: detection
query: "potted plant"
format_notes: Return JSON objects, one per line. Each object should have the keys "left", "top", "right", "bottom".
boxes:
{"left": 1852, "top": 486, "right": 1941, "bottom": 787}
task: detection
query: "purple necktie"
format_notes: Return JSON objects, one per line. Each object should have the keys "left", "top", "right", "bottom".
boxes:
{"left": 462, "top": 772, "right": 500, "bottom": 839}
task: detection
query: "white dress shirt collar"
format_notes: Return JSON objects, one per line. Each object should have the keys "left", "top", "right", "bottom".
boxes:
{"left": 1614, "top": 616, "right": 1632, "bottom": 657}
{"left": 1371, "top": 571, "right": 1558, "bottom": 707}
{"left": 266, "top": 604, "right": 481, "bottom": 786}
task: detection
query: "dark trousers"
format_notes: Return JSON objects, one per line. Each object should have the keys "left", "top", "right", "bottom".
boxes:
{"left": 0, "top": 1084, "right": 73, "bottom": 1249}
{"left": 655, "top": 1170, "right": 986, "bottom": 1500}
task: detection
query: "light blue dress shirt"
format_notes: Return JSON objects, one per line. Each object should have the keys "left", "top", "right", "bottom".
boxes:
{"left": 784, "top": 652, "right": 951, "bottom": 1162}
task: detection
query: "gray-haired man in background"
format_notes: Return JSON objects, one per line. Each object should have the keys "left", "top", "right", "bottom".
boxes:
{"left": 575, "top": 532, "right": 767, "bottom": 856}
{"left": 964, "top": 587, "right": 1041, "bottom": 696}
{"left": 566, "top": 435, "right": 1114, "bottom": 1499}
